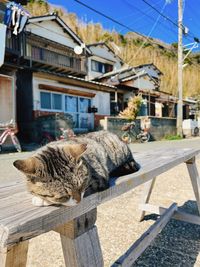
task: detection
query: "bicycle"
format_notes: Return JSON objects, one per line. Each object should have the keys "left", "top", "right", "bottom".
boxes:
{"left": 121, "top": 122, "right": 150, "bottom": 143}
{"left": 40, "top": 128, "right": 76, "bottom": 146}
{"left": 0, "top": 120, "right": 22, "bottom": 152}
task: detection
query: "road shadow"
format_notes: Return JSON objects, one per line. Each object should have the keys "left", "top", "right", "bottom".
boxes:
{"left": 118, "top": 200, "right": 200, "bottom": 267}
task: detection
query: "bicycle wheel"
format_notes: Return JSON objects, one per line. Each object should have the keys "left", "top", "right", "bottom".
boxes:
{"left": 11, "top": 135, "right": 22, "bottom": 152}
{"left": 121, "top": 132, "right": 132, "bottom": 144}
{"left": 140, "top": 132, "right": 150, "bottom": 143}
{"left": 193, "top": 127, "right": 199, "bottom": 136}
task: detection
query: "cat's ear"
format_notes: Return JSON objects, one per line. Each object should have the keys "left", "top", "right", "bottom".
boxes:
{"left": 64, "top": 143, "right": 87, "bottom": 160}
{"left": 13, "top": 157, "right": 40, "bottom": 175}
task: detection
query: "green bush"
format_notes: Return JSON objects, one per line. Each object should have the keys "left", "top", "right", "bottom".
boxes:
{"left": 164, "top": 134, "right": 183, "bottom": 140}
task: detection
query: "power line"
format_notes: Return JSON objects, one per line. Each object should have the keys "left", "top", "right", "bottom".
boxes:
{"left": 141, "top": 0, "right": 197, "bottom": 41}
{"left": 74, "top": 0, "right": 165, "bottom": 46}
{"left": 122, "top": 0, "right": 178, "bottom": 42}
{"left": 126, "top": 1, "right": 168, "bottom": 64}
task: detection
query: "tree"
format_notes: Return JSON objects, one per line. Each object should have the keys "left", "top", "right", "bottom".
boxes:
{"left": 119, "top": 94, "right": 143, "bottom": 121}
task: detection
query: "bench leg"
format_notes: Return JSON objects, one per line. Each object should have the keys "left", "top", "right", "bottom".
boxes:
{"left": 54, "top": 208, "right": 103, "bottom": 267}
{"left": 0, "top": 241, "right": 29, "bottom": 267}
{"left": 138, "top": 177, "right": 156, "bottom": 221}
{"left": 186, "top": 157, "right": 200, "bottom": 215}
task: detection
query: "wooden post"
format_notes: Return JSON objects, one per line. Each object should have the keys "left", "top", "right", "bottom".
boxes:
{"left": 138, "top": 177, "right": 156, "bottom": 221}
{"left": 0, "top": 241, "right": 29, "bottom": 267}
{"left": 186, "top": 157, "right": 200, "bottom": 214}
{"left": 54, "top": 208, "right": 103, "bottom": 267}
{"left": 112, "top": 203, "right": 177, "bottom": 267}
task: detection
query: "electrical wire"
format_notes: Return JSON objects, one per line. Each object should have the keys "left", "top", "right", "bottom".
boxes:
{"left": 141, "top": 0, "right": 198, "bottom": 41}
{"left": 126, "top": 1, "right": 168, "bottom": 65}
{"left": 74, "top": 0, "right": 165, "bottom": 47}
{"left": 122, "top": 0, "right": 178, "bottom": 42}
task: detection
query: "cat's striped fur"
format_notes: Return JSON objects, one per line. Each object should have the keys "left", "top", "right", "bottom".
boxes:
{"left": 13, "top": 131, "right": 140, "bottom": 206}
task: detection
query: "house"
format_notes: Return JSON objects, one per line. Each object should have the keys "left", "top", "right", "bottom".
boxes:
{"left": 94, "top": 61, "right": 163, "bottom": 116}
{"left": 0, "top": 2, "right": 22, "bottom": 126}
{"left": 14, "top": 14, "right": 123, "bottom": 141}
{"left": 87, "top": 42, "right": 124, "bottom": 81}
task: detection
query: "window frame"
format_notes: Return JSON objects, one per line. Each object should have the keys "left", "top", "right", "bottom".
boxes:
{"left": 40, "top": 90, "right": 92, "bottom": 130}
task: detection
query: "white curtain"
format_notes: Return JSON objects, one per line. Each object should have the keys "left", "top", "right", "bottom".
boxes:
{"left": 0, "top": 24, "right": 6, "bottom": 68}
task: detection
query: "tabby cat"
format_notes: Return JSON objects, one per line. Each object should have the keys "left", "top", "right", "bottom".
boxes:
{"left": 13, "top": 131, "right": 140, "bottom": 207}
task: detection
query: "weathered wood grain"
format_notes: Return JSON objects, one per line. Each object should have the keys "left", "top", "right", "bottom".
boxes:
{"left": 55, "top": 209, "right": 103, "bottom": 267}
{"left": 60, "top": 226, "right": 103, "bottom": 267}
{"left": 0, "top": 148, "right": 199, "bottom": 249}
{"left": 0, "top": 240, "right": 29, "bottom": 267}
{"left": 139, "top": 203, "right": 200, "bottom": 225}
{"left": 112, "top": 203, "right": 177, "bottom": 267}
{"left": 54, "top": 208, "right": 97, "bottom": 239}
{"left": 186, "top": 158, "right": 200, "bottom": 214}
{"left": 138, "top": 177, "right": 156, "bottom": 221}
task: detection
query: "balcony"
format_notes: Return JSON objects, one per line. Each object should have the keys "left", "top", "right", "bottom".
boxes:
{"left": 5, "top": 30, "right": 21, "bottom": 56}
{"left": 23, "top": 35, "right": 87, "bottom": 77}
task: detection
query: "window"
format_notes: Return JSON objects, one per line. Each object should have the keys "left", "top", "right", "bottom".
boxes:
{"left": 40, "top": 92, "right": 51, "bottom": 109}
{"left": 40, "top": 91, "right": 92, "bottom": 129}
{"left": 52, "top": 93, "right": 62, "bottom": 110}
{"left": 80, "top": 98, "right": 91, "bottom": 113}
{"left": 65, "top": 96, "right": 78, "bottom": 113}
{"left": 91, "top": 60, "right": 113, "bottom": 73}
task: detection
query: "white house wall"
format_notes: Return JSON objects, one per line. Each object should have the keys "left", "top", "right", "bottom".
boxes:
{"left": 32, "top": 75, "right": 110, "bottom": 116}
{"left": 26, "top": 21, "right": 78, "bottom": 49}
{"left": 89, "top": 45, "right": 122, "bottom": 63}
{"left": 88, "top": 45, "right": 122, "bottom": 80}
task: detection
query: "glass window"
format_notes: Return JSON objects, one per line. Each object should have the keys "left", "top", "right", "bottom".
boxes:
{"left": 91, "top": 60, "right": 113, "bottom": 73}
{"left": 40, "top": 92, "right": 51, "bottom": 109}
{"left": 80, "top": 114, "right": 89, "bottom": 129}
{"left": 65, "top": 96, "right": 78, "bottom": 112}
{"left": 79, "top": 98, "right": 91, "bottom": 113}
{"left": 71, "top": 114, "right": 79, "bottom": 128}
{"left": 91, "top": 60, "right": 99, "bottom": 72}
{"left": 52, "top": 93, "right": 62, "bottom": 110}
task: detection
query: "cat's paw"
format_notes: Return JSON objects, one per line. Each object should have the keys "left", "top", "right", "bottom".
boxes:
{"left": 32, "top": 196, "right": 52, "bottom": 207}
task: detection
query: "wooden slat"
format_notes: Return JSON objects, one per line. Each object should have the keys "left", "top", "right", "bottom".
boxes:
{"left": 0, "top": 241, "right": 29, "bottom": 267}
{"left": 60, "top": 226, "right": 103, "bottom": 267}
{"left": 39, "top": 84, "right": 96, "bottom": 98}
{"left": 56, "top": 209, "right": 103, "bottom": 267}
{"left": 186, "top": 158, "right": 200, "bottom": 215}
{"left": 112, "top": 203, "right": 177, "bottom": 267}
{"left": 138, "top": 177, "right": 156, "bottom": 221}
{"left": 139, "top": 203, "right": 200, "bottom": 225}
{"left": 0, "top": 148, "right": 199, "bottom": 249}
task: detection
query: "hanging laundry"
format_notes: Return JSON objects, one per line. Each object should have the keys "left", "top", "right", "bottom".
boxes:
{"left": 3, "top": 2, "right": 30, "bottom": 35}
{"left": 13, "top": 8, "right": 21, "bottom": 35}
{"left": 0, "top": 23, "right": 7, "bottom": 67}
{"left": 18, "top": 11, "right": 28, "bottom": 34}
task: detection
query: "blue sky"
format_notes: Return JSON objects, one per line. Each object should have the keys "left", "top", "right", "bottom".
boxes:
{"left": 49, "top": 0, "right": 200, "bottom": 47}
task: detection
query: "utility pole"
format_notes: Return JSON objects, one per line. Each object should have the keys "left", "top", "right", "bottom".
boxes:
{"left": 177, "top": 0, "right": 183, "bottom": 136}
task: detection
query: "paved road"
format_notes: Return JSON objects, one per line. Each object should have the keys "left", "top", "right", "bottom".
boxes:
{"left": 1, "top": 137, "right": 200, "bottom": 183}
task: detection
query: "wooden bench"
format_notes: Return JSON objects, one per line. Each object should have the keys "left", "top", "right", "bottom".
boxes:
{"left": 1, "top": 147, "right": 200, "bottom": 267}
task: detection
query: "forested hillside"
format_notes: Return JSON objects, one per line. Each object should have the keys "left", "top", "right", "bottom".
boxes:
{"left": 26, "top": 0, "right": 200, "bottom": 97}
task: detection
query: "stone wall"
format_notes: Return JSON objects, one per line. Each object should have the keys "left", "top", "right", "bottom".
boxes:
{"left": 100, "top": 116, "right": 177, "bottom": 141}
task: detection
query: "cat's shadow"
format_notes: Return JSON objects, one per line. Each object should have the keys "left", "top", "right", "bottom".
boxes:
{"left": 132, "top": 200, "right": 200, "bottom": 266}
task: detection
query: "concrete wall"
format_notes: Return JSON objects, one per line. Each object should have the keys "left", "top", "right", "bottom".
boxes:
{"left": 101, "top": 116, "right": 177, "bottom": 141}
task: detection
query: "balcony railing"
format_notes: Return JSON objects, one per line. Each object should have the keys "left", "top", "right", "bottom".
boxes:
{"left": 24, "top": 44, "right": 87, "bottom": 75}
{"left": 5, "top": 30, "right": 21, "bottom": 55}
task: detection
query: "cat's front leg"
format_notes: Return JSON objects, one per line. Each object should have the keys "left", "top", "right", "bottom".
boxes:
{"left": 32, "top": 196, "right": 52, "bottom": 207}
